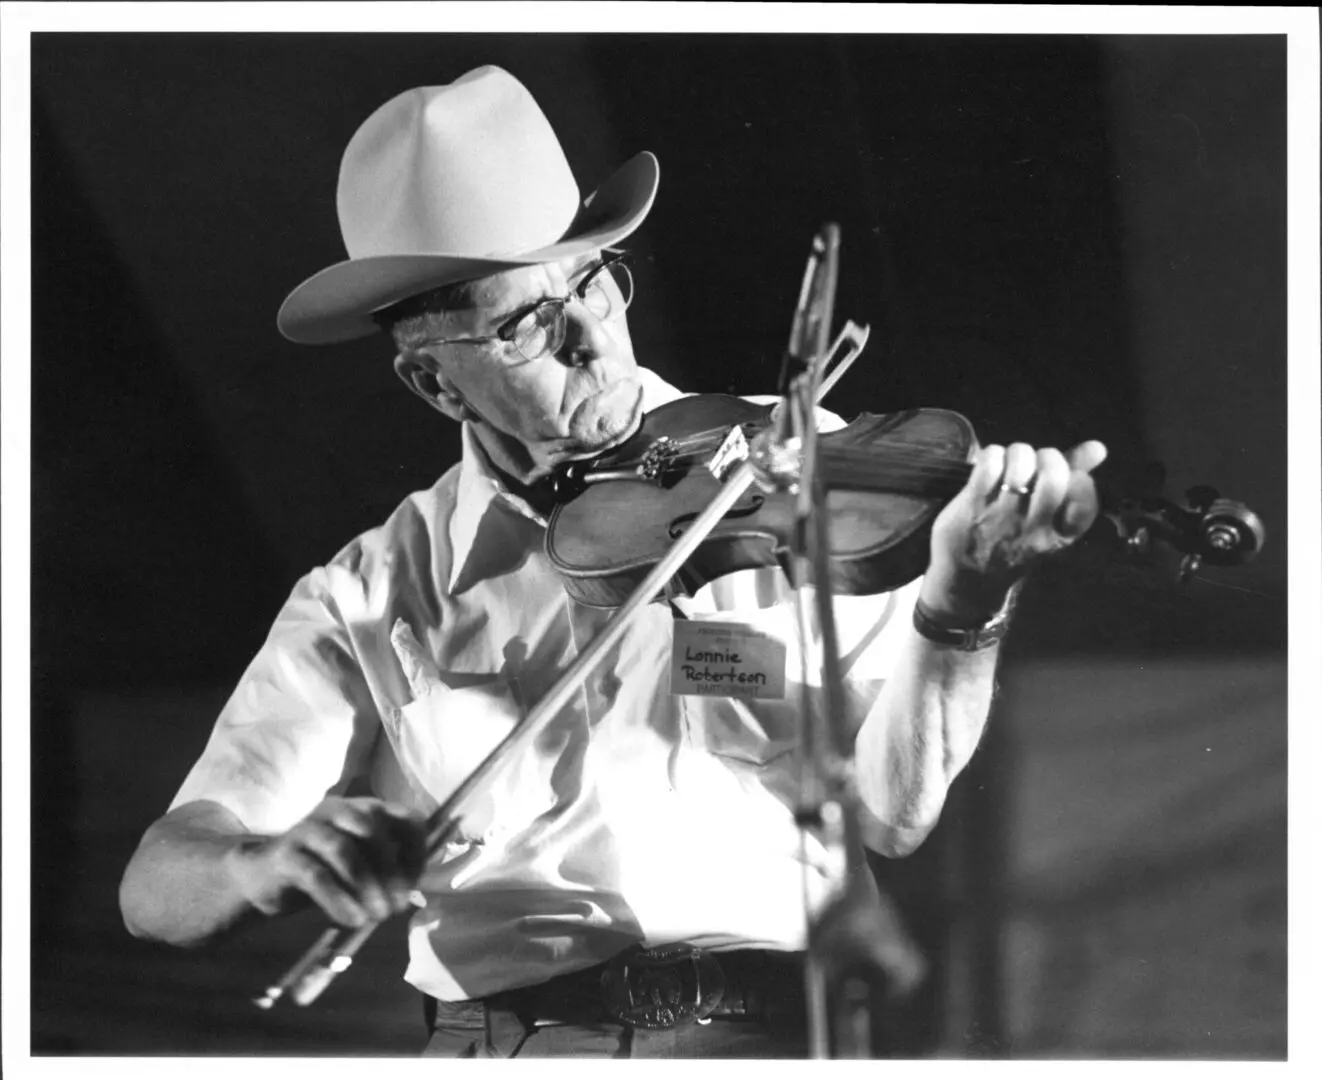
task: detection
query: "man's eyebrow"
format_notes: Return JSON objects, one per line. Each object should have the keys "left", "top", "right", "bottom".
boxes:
{"left": 483, "top": 298, "right": 531, "bottom": 328}
{"left": 570, "top": 251, "right": 605, "bottom": 277}
{"left": 475, "top": 282, "right": 537, "bottom": 328}
{"left": 484, "top": 254, "right": 606, "bottom": 327}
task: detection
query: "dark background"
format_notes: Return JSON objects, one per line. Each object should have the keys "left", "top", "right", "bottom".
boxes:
{"left": 28, "top": 33, "right": 1287, "bottom": 1057}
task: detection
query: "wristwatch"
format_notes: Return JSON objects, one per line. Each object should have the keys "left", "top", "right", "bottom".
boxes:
{"left": 912, "top": 585, "right": 1021, "bottom": 651}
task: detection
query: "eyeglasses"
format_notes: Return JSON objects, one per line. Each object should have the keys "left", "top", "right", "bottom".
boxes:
{"left": 421, "top": 250, "right": 634, "bottom": 363}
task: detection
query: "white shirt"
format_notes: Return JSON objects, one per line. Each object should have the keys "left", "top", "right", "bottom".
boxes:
{"left": 170, "top": 368, "right": 921, "bottom": 1000}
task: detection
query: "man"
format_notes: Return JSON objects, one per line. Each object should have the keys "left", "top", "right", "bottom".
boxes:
{"left": 119, "top": 66, "right": 1105, "bottom": 1058}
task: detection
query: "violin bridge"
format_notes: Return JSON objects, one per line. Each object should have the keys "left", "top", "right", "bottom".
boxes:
{"left": 707, "top": 425, "right": 751, "bottom": 482}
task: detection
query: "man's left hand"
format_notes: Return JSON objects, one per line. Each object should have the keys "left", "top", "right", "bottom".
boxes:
{"left": 921, "top": 440, "right": 1108, "bottom": 624}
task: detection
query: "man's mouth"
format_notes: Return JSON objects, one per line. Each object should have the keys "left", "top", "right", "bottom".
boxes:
{"left": 568, "top": 379, "right": 644, "bottom": 449}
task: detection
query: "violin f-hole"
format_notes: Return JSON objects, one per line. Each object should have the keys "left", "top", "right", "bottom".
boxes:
{"left": 667, "top": 494, "right": 767, "bottom": 538}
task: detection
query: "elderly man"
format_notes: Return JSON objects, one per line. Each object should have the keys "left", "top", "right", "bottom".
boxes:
{"left": 119, "top": 66, "right": 1105, "bottom": 1058}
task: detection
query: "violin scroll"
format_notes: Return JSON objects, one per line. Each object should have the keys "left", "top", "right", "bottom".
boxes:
{"left": 1101, "top": 482, "right": 1265, "bottom": 584}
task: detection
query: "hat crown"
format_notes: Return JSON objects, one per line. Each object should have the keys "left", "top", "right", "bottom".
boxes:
{"left": 337, "top": 66, "right": 582, "bottom": 260}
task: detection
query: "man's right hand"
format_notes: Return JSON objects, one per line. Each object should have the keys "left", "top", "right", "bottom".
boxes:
{"left": 226, "top": 797, "right": 427, "bottom": 928}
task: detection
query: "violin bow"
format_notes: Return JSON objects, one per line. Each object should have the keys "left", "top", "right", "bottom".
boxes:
{"left": 816, "top": 320, "right": 871, "bottom": 404}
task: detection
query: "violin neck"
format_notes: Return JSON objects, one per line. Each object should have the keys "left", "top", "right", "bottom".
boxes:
{"left": 820, "top": 445, "right": 972, "bottom": 500}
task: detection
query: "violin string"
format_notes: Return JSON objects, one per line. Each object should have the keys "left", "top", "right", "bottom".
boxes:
{"left": 635, "top": 420, "right": 978, "bottom": 466}
{"left": 817, "top": 468, "right": 967, "bottom": 495}
{"left": 631, "top": 450, "right": 971, "bottom": 497}
{"left": 633, "top": 450, "right": 974, "bottom": 492}
{"left": 652, "top": 444, "right": 973, "bottom": 482}
{"left": 665, "top": 441, "right": 972, "bottom": 476}
{"left": 1189, "top": 574, "right": 1279, "bottom": 601}
{"left": 814, "top": 451, "right": 973, "bottom": 491}
{"left": 606, "top": 419, "right": 978, "bottom": 486}
{"left": 820, "top": 445, "right": 973, "bottom": 476}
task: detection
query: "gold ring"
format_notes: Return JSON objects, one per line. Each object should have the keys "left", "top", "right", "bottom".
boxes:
{"left": 999, "top": 482, "right": 1032, "bottom": 498}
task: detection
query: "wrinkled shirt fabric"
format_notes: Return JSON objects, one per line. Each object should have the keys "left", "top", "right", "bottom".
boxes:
{"left": 171, "top": 368, "right": 921, "bottom": 1001}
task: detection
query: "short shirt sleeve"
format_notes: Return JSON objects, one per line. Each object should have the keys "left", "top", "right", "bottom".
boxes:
{"left": 168, "top": 564, "right": 383, "bottom": 835}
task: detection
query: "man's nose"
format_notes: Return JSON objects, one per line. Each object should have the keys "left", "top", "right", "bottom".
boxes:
{"left": 558, "top": 300, "right": 616, "bottom": 367}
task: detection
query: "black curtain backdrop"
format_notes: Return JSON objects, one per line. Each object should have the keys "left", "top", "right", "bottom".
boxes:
{"left": 27, "top": 32, "right": 1288, "bottom": 1057}
{"left": 30, "top": 33, "right": 1286, "bottom": 695}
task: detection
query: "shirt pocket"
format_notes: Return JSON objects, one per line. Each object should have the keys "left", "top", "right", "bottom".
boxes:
{"left": 387, "top": 676, "right": 551, "bottom": 844}
{"left": 688, "top": 694, "right": 800, "bottom": 769}
{"left": 675, "top": 600, "right": 800, "bottom": 770}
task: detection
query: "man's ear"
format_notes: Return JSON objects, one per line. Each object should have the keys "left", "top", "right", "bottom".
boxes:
{"left": 393, "top": 350, "right": 470, "bottom": 422}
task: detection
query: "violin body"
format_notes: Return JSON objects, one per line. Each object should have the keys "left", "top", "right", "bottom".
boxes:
{"left": 546, "top": 394, "right": 976, "bottom": 609}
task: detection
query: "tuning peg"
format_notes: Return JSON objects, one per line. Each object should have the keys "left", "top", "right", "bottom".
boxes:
{"left": 1201, "top": 499, "right": 1266, "bottom": 564}
{"left": 1125, "top": 523, "right": 1151, "bottom": 556}
{"left": 1178, "top": 552, "right": 1202, "bottom": 584}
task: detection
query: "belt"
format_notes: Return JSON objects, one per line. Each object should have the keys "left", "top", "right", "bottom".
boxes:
{"left": 430, "top": 945, "right": 807, "bottom": 1032}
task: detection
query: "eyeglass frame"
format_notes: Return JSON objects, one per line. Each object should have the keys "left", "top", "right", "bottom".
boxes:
{"left": 415, "top": 249, "right": 633, "bottom": 362}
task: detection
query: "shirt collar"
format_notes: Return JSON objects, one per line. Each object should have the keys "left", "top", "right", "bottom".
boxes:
{"left": 446, "top": 368, "right": 686, "bottom": 593}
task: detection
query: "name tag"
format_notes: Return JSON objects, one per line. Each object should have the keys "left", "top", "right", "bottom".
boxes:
{"left": 670, "top": 619, "right": 787, "bottom": 700}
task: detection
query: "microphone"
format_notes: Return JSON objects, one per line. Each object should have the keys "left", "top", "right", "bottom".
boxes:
{"left": 751, "top": 225, "right": 843, "bottom": 494}
{"left": 777, "top": 224, "right": 841, "bottom": 399}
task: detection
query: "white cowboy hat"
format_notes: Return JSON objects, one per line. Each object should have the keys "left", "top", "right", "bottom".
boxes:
{"left": 277, "top": 65, "right": 659, "bottom": 345}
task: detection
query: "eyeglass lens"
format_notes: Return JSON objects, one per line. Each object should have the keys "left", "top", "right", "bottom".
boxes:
{"left": 510, "top": 257, "right": 633, "bottom": 361}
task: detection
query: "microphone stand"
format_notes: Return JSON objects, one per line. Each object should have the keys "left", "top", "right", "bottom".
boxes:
{"left": 767, "top": 224, "right": 910, "bottom": 1058}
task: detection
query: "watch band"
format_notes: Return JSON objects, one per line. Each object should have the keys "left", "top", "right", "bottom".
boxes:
{"left": 912, "top": 586, "right": 1020, "bottom": 651}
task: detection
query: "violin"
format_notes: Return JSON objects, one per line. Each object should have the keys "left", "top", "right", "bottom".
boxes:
{"left": 546, "top": 393, "right": 1265, "bottom": 609}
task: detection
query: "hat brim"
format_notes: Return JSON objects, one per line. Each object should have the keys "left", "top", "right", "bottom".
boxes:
{"left": 277, "top": 151, "right": 659, "bottom": 345}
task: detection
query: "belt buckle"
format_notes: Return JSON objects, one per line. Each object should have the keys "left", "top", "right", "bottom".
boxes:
{"left": 600, "top": 945, "right": 726, "bottom": 1030}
